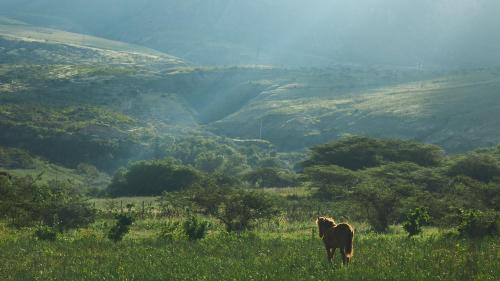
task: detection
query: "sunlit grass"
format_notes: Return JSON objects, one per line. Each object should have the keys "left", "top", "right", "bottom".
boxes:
{"left": 0, "top": 221, "right": 497, "bottom": 281}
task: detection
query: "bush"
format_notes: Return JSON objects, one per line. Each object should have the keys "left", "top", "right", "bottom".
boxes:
{"left": 457, "top": 209, "right": 499, "bottom": 238}
{"left": 45, "top": 200, "right": 97, "bottom": 233}
{"left": 159, "top": 221, "right": 182, "bottom": 241}
{"left": 0, "top": 176, "right": 96, "bottom": 231}
{"left": 34, "top": 226, "right": 58, "bottom": 241}
{"left": 106, "top": 159, "right": 203, "bottom": 196}
{"left": 189, "top": 187, "right": 279, "bottom": 232}
{"left": 403, "top": 208, "right": 431, "bottom": 237}
{"left": 158, "top": 217, "right": 209, "bottom": 241}
{"left": 108, "top": 214, "right": 134, "bottom": 242}
{"left": 182, "top": 216, "right": 209, "bottom": 241}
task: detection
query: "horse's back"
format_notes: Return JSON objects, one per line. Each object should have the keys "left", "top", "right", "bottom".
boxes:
{"left": 336, "top": 223, "right": 354, "bottom": 234}
{"left": 333, "top": 223, "right": 353, "bottom": 244}
{"left": 323, "top": 223, "right": 353, "bottom": 248}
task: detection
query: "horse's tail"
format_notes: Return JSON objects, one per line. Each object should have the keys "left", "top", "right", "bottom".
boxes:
{"left": 345, "top": 227, "right": 354, "bottom": 258}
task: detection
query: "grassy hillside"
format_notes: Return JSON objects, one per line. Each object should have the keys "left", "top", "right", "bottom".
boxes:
{"left": 0, "top": 20, "right": 499, "bottom": 175}
{"left": 0, "top": 18, "right": 193, "bottom": 171}
{"left": 211, "top": 68, "right": 500, "bottom": 152}
{"left": 0, "top": 18, "right": 183, "bottom": 67}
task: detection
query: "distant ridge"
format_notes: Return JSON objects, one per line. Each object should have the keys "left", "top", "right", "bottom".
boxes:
{"left": 0, "top": 17, "right": 184, "bottom": 66}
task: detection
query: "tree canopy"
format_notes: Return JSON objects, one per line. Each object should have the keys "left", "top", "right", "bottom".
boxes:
{"left": 106, "top": 159, "right": 203, "bottom": 196}
{"left": 302, "top": 136, "right": 444, "bottom": 170}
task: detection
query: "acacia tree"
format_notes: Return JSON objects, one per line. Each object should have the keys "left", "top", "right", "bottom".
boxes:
{"left": 188, "top": 187, "right": 279, "bottom": 232}
{"left": 0, "top": 174, "right": 95, "bottom": 237}
{"left": 351, "top": 182, "right": 401, "bottom": 233}
{"left": 448, "top": 153, "right": 500, "bottom": 182}
{"left": 303, "top": 165, "right": 361, "bottom": 199}
{"left": 106, "top": 159, "right": 203, "bottom": 196}
{"left": 302, "top": 136, "right": 443, "bottom": 170}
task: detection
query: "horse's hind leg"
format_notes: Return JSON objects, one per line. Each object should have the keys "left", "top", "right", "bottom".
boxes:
{"left": 340, "top": 248, "right": 347, "bottom": 266}
{"left": 326, "top": 247, "right": 335, "bottom": 263}
{"left": 330, "top": 248, "right": 336, "bottom": 263}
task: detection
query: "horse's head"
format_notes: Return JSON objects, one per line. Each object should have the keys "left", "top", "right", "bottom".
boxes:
{"left": 316, "top": 216, "right": 336, "bottom": 238}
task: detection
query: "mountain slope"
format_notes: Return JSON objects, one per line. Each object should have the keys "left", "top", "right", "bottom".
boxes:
{"left": 0, "top": 17, "right": 183, "bottom": 67}
{"left": 0, "top": 21, "right": 192, "bottom": 172}
{"left": 1, "top": 1, "right": 500, "bottom": 67}
{"left": 0, "top": 20, "right": 499, "bottom": 175}
{"left": 210, "top": 68, "right": 500, "bottom": 152}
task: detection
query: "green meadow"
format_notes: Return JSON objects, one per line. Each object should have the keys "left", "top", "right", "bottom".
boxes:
{"left": 0, "top": 220, "right": 498, "bottom": 281}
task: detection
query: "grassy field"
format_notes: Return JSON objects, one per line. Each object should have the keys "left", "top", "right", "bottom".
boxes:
{"left": 0, "top": 219, "right": 498, "bottom": 281}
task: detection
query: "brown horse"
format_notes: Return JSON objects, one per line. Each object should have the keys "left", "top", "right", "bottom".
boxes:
{"left": 316, "top": 216, "right": 354, "bottom": 265}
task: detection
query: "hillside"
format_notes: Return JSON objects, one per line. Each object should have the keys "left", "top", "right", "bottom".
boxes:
{"left": 210, "top": 68, "right": 500, "bottom": 152}
{"left": 1, "top": 1, "right": 499, "bottom": 67}
{"left": 0, "top": 17, "right": 183, "bottom": 67}
{"left": 0, "top": 20, "right": 191, "bottom": 173}
{"left": 0, "top": 19, "right": 499, "bottom": 176}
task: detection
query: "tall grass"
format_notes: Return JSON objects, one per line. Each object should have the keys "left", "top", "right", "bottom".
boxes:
{"left": 0, "top": 224, "right": 498, "bottom": 281}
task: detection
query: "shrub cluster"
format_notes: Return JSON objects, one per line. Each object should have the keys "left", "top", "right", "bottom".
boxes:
{"left": 159, "top": 216, "right": 209, "bottom": 241}
{"left": 301, "top": 136, "right": 500, "bottom": 233}
{"left": 0, "top": 174, "right": 96, "bottom": 238}
{"left": 457, "top": 209, "right": 499, "bottom": 238}
{"left": 106, "top": 159, "right": 203, "bottom": 196}
{"left": 108, "top": 214, "right": 134, "bottom": 242}
{"left": 403, "top": 208, "right": 431, "bottom": 237}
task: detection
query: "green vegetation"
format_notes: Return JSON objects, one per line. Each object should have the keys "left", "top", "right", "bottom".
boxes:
{"left": 243, "top": 167, "right": 298, "bottom": 188}
{"left": 0, "top": 222, "right": 498, "bottom": 280}
{"left": 159, "top": 135, "right": 275, "bottom": 175}
{"left": 0, "top": 147, "right": 34, "bottom": 169}
{"left": 106, "top": 159, "right": 203, "bottom": 196}
{"left": 0, "top": 174, "right": 95, "bottom": 236}
{"left": 0, "top": 20, "right": 184, "bottom": 66}
{"left": 302, "top": 136, "right": 443, "bottom": 170}
{"left": 180, "top": 216, "right": 210, "bottom": 241}
{"left": 0, "top": 103, "right": 141, "bottom": 171}
{"left": 302, "top": 136, "right": 500, "bottom": 233}
{"left": 457, "top": 209, "right": 499, "bottom": 238}
{"left": 211, "top": 68, "right": 500, "bottom": 152}
{"left": 0, "top": 146, "right": 110, "bottom": 191}
{"left": 0, "top": 136, "right": 499, "bottom": 280}
{"left": 187, "top": 187, "right": 279, "bottom": 232}
{"left": 107, "top": 214, "right": 134, "bottom": 242}
{"left": 448, "top": 153, "right": 500, "bottom": 182}
{"left": 403, "top": 208, "right": 431, "bottom": 237}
